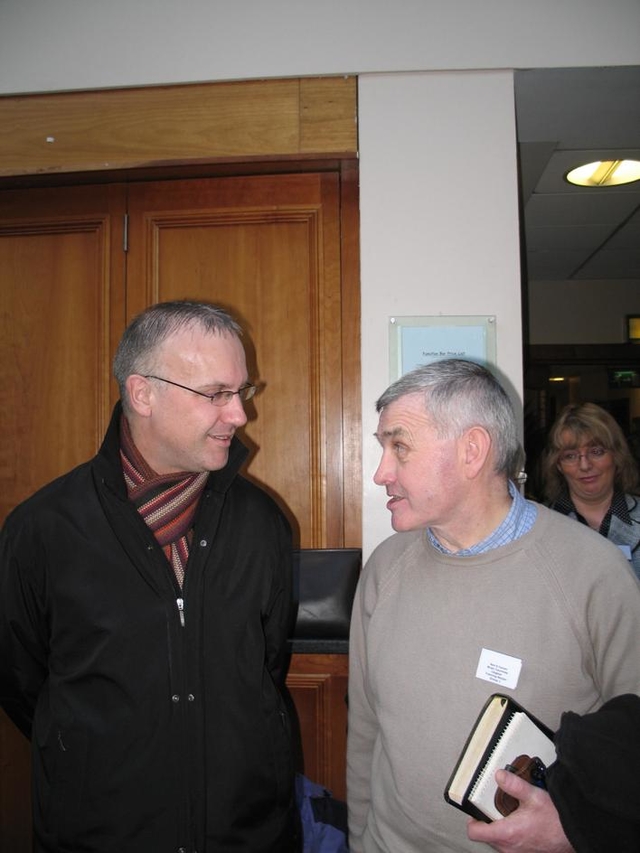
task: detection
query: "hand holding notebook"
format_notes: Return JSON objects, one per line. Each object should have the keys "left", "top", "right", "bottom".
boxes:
{"left": 444, "top": 694, "right": 556, "bottom": 822}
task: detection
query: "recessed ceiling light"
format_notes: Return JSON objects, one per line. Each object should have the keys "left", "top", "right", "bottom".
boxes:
{"left": 565, "top": 159, "right": 640, "bottom": 187}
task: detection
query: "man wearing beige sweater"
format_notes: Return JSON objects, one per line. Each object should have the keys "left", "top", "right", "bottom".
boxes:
{"left": 347, "top": 358, "right": 640, "bottom": 853}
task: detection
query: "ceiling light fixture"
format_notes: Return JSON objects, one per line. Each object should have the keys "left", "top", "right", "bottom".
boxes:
{"left": 565, "top": 159, "right": 640, "bottom": 187}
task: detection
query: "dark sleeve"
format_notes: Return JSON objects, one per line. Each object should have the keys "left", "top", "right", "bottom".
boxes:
{"left": 546, "top": 694, "right": 640, "bottom": 853}
{"left": 263, "top": 509, "right": 295, "bottom": 689}
{"left": 0, "top": 513, "right": 49, "bottom": 739}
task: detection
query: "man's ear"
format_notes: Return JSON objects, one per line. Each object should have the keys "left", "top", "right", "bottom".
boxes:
{"left": 125, "top": 375, "right": 153, "bottom": 417}
{"left": 462, "top": 426, "right": 492, "bottom": 478}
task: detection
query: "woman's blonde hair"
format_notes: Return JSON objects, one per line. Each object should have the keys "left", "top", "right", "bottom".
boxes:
{"left": 542, "top": 402, "right": 639, "bottom": 503}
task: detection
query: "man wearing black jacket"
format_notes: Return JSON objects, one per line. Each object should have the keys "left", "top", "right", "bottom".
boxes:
{"left": 0, "top": 300, "right": 300, "bottom": 852}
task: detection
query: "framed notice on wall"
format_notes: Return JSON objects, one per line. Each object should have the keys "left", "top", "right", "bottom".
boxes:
{"left": 389, "top": 315, "right": 497, "bottom": 382}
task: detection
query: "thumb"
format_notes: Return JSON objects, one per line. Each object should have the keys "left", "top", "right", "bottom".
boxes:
{"left": 495, "top": 767, "right": 537, "bottom": 803}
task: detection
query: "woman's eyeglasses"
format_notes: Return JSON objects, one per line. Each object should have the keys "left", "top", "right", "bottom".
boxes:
{"left": 558, "top": 446, "right": 609, "bottom": 466}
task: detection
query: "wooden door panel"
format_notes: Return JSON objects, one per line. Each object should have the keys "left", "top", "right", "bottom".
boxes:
{"left": 0, "top": 170, "right": 360, "bottom": 850}
{"left": 127, "top": 174, "right": 345, "bottom": 547}
{"left": 155, "top": 215, "right": 315, "bottom": 532}
{"left": 0, "top": 183, "right": 126, "bottom": 853}
{"left": 0, "top": 184, "right": 126, "bottom": 522}
{"left": 286, "top": 654, "right": 349, "bottom": 800}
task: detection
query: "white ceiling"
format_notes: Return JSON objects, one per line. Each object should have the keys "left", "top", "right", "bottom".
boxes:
{"left": 515, "top": 66, "right": 640, "bottom": 282}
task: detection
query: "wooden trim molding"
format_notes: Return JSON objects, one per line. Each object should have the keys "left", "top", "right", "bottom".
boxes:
{"left": 287, "top": 653, "right": 349, "bottom": 799}
{"left": 0, "top": 76, "right": 357, "bottom": 177}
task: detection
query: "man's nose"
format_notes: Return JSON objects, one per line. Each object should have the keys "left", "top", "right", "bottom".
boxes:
{"left": 373, "top": 453, "right": 392, "bottom": 486}
{"left": 223, "top": 395, "right": 248, "bottom": 427}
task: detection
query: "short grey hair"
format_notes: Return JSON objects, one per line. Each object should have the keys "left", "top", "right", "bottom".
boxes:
{"left": 113, "top": 300, "right": 243, "bottom": 407}
{"left": 376, "top": 358, "right": 519, "bottom": 477}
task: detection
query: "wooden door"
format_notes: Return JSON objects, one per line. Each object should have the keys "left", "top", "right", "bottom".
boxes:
{"left": 0, "top": 183, "right": 127, "bottom": 853}
{"left": 124, "top": 171, "right": 360, "bottom": 801}
{"left": 0, "top": 169, "right": 360, "bottom": 846}
{"left": 126, "top": 172, "right": 355, "bottom": 547}
{"left": 0, "top": 184, "right": 126, "bottom": 520}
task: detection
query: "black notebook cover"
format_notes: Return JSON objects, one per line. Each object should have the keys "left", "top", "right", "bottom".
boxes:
{"left": 444, "top": 693, "right": 556, "bottom": 822}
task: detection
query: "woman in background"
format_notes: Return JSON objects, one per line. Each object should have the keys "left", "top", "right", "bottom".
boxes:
{"left": 542, "top": 402, "right": 640, "bottom": 580}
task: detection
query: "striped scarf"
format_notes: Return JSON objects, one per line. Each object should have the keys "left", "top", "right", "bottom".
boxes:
{"left": 119, "top": 416, "right": 208, "bottom": 588}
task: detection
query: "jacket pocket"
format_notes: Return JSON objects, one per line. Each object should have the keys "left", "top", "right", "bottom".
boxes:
{"left": 36, "top": 725, "right": 88, "bottom": 848}
{"left": 266, "top": 698, "right": 296, "bottom": 807}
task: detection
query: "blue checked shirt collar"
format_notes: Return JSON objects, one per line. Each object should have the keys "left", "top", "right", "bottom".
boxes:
{"left": 428, "top": 480, "right": 537, "bottom": 556}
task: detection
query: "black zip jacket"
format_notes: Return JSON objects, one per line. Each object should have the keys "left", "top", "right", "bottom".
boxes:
{"left": 0, "top": 404, "right": 299, "bottom": 852}
{"left": 546, "top": 694, "right": 640, "bottom": 853}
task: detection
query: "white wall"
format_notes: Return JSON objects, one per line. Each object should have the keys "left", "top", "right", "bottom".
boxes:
{"left": 2, "top": 0, "right": 639, "bottom": 558}
{"left": 1, "top": 0, "right": 639, "bottom": 95}
{"left": 359, "top": 71, "right": 522, "bottom": 556}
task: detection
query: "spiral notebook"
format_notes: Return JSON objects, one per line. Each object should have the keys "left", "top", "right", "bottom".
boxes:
{"left": 444, "top": 694, "right": 556, "bottom": 822}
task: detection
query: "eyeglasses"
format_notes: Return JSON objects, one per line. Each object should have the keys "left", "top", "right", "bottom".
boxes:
{"left": 144, "top": 375, "right": 257, "bottom": 407}
{"left": 558, "top": 446, "right": 609, "bottom": 466}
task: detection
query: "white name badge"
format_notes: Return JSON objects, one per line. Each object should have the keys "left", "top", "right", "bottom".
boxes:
{"left": 476, "top": 647, "right": 522, "bottom": 690}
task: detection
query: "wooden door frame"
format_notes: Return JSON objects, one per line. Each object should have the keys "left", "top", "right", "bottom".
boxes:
{"left": 0, "top": 77, "right": 357, "bottom": 178}
{"left": 0, "top": 77, "right": 361, "bottom": 546}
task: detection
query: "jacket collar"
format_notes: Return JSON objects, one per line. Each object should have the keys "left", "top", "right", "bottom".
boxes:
{"left": 609, "top": 495, "right": 640, "bottom": 550}
{"left": 554, "top": 486, "right": 633, "bottom": 526}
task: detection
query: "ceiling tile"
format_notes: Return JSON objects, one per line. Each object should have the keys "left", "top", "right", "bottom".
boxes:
{"left": 525, "top": 249, "right": 588, "bottom": 280}
{"left": 524, "top": 192, "right": 640, "bottom": 227}
{"left": 574, "top": 249, "right": 640, "bottom": 280}
{"left": 605, "top": 217, "right": 640, "bottom": 249}
{"left": 516, "top": 66, "right": 640, "bottom": 283}
{"left": 525, "top": 223, "right": 615, "bottom": 251}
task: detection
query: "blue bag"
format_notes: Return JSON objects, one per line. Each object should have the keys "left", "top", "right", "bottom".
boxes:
{"left": 295, "top": 773, "right": 349, "bottom": 853}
